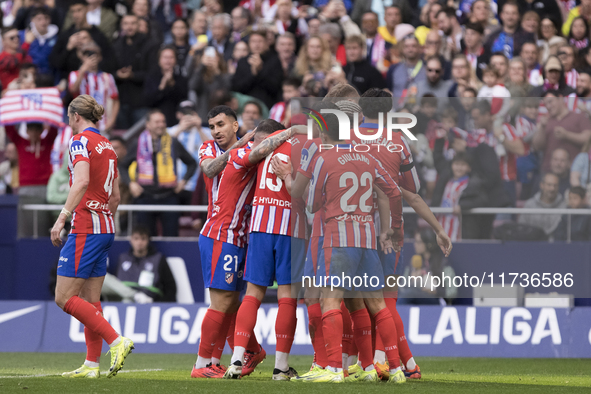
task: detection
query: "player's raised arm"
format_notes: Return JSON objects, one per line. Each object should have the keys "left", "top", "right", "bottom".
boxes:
{"left": 201, "top": 130, "right": 255, "bottom": 178}
{"left": 246, "top": 125, "right": 307, "bottom": 165}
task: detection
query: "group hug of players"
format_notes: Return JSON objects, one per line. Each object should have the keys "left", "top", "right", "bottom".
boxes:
{"left": 52, "top": 89, "right": 451, "bottom": 382}
{"left": 193, "top": 85, "right": 453, "bottom": 383}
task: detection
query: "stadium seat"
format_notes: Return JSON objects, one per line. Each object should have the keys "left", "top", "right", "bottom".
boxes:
{"left": 166, "top": 257, "right": 195, "bottom": 304}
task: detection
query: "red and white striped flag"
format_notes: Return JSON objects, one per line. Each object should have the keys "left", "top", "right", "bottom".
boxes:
{"left": 0, "top": 88, "right": 64, "bottom": 127}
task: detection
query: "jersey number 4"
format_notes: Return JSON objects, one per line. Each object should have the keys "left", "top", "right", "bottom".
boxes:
{"left": 104, "top": 159, "right": 115, "bottom": 197}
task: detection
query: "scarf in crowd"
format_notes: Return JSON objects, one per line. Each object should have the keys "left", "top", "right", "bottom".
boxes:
{"left": 570, "top": 37, "right": 589, "bottom": 49}
{"left": 136, "top": 130, "right": 177, "bottom": 188}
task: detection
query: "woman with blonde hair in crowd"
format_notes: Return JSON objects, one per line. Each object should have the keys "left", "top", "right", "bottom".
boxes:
{"left": 188, "top": 50, "right": 231, "bottom": 120}
{"left": 468, "top": 0, "right": 498, "bottom": 37}
{"left": 416, "top": 1, "right": 442, "bottom": 45}
{"left": 293, "top": 35, "right": 335, "bottom": 95}
{"left": 449, "top": 54, "right": 482, "bottom": 97}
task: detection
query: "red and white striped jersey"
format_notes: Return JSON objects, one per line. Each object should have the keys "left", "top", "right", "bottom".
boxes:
{"left": 288, "top": 134, "right": 309, "bottom": 239}
{"left": 470, "top": 124, "right": 522, "bottom": 181}
{"left": 307, "top": 146, "right": 402, "bottom": 249}
{"left": 298, "top": 138, "right": 324, "bottom": 238}
{"left": 437, "top": 175, "right": 469, "bottom": 241}
{"left": 350, "top": 124, "right": 420, "bottom": 193}
{"left": 269, "top": 101, "right": 287, "bottom": 123}
{"left": 51, "top": 125, "right": 73, "bottom": 172}
{"left": 200, "top": 146, "right": 256, "bottom": 247}
{"left": 198, "top": 140, "right": 225, "bottom": 220}
{"left": 68, "top": 71, "right": 119, "bottom": 131}
{"left": 515, "top": 116, "right": 536, "bottom": 156}
{"left": 68, "top": 127, "right": 117, "bottom": 234}
{"left": 248, "top": 130, "right": 293, "bottom": 235}
{"left": 565, "top": 69, "right": 578, "bottom": 89}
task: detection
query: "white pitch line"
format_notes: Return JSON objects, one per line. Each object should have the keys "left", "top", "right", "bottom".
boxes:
{"left": 0, "top": 368, "right": 163, "bottom": 379}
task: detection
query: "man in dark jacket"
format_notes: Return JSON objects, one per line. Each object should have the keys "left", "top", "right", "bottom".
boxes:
{"left": 143, "top": 46, "right": 188, "bottom": 127}
{"left": 116, "top": 225, "right": 177, "bottom": 302}
{"left": 49, "top": 0, "right": 116, "bottom": 77}
{"left": 433, "top": 133, "right": 512, "bottom": 239}
{"left": 122, "top": 109, "right": 197, "bottom": 236}
{"left": 497, "top": 0, "right": 562, "bottom": 25}
{"left": 484, "top": 0, "right": 535, "bottom": 60}
{"left": 343, "top": 35, "right": 385, "bottom": 93}
{"left": 113, "top": 14, "right": 158, "bottom": 128}
{"left": 231, "top": 30, "right": 283, "bottom": 109}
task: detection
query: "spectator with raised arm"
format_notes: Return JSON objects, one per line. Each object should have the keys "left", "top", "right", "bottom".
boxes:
{"left": 144, "top": 46, "right": 188, "bottom": 127}
{"left": 0, "top": 26, "right": 32, "bottom": 90}
{"left": 113, "top": 13, "right": 157, "bottom": 129}
{"left": 68, "top": 42, "right": 119, "bottom": 134}
{"left": 534, "top": 90, "right": 591, "bottom": 173}
{"left": 5, "top": 122, "right": 58, "bottom": 237}
{"left": 49, "top": 0, "right": 116, "bottom": 77}
{"left": 231, "top": 29, "right": 282, "bottom": 110}
{"left": 188, "top": 48, "right": 231, "bottom": 121}
{"left": 20, "top": 7, "right": 58, "bottom": 76}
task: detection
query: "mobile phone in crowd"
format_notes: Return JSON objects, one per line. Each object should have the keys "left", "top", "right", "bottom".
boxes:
{"left": 204, "top": 46, "right": 216, "bottom": 58}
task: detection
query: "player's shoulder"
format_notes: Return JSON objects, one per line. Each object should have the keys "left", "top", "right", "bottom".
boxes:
{"left": 198, "top": 139, "right": 217, "bottom": 157}
{"left": 231, "top": 143, "right": 251, "bottom": 160}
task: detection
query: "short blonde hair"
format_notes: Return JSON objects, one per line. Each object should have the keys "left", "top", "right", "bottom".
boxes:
{"left": 69, "top": 95, "right": 104, "bottom": 123}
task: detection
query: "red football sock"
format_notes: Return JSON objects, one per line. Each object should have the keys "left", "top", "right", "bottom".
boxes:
{"left": 322, "top": 308, "right": 343, "bottom": 369}
{"left": 341, "top": 302, "right": 353, "bottom": 356}
{"left": 307, "top": 303, "right": 328, "bottom": 368}
{"left": 64, "top": 296, "right": 119, "bottom": 344}
{"left": 349, "top": 331, "right": 358, "bottom": 358}
{"left": 373, "top": 308, "right": 400, "bottom": 369}
{"left": 386, "top": 297, "right": 413, "bottom": 365}
{"left": 84, "top": 302, "right": 103, "bottom": 363}
{"left": 226, "top": 312, "right": 236, "bottom": 351}
{"left": 234, "top": 296, "right": 260, "bottom": 349}
{"left": 246, "top": 330, "right": 261, "bottom": 353}
{"left": 199, "top": 309, "right": 226, "bottom": 359}
{"left": 276, "top": 298, "right": 297, "bottom": 353}
{"left": 350, "top": 308, "right": 373, "bottom": 369}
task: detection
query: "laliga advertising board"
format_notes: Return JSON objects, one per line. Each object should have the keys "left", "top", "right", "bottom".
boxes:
{"left": 2, "top": 301, "right": 591, "bottom": 357}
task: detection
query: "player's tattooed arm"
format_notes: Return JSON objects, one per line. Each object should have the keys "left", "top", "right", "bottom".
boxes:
{"left": 247, "top": 125, "right": 307, "bottom": 164}
{"left": 201, "top": 130, "right": 256, "bottom": 178}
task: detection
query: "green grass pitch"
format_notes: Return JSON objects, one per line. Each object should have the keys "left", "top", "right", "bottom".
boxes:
{"left": 1, "top": 353, "right": 591, "bottom": 393}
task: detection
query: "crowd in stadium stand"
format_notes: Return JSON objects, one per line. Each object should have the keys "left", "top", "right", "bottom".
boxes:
{"left": 1, "top": 0, "right": 591, "bottom": 241}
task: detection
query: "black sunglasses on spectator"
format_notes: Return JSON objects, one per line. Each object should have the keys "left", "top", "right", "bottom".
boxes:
{"left": 428, "top": 68, "right": 441, "bottom": 74}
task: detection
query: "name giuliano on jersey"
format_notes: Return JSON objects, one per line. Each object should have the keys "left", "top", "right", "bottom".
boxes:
{"left": 68, "top": 127, "right": 118, "bottom": 234}
{"left": 307, "top": 146, "right": 402, "bottom": 250}
{"left": 200, "top": 145, "right": 257, "bottom": 247}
